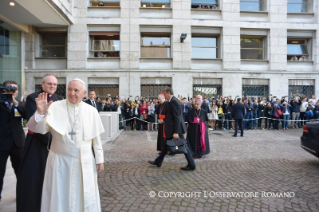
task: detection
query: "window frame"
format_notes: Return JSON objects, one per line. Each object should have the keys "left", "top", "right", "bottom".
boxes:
{"left": 140, "top": 33, "right": 171, "bottom": 58}
{"left": 140, "top": 0, "right": 171, "bottom": 8}
{"left": 191, "top": 34, "right": 219, "bottom": 59}
{"left": 240, "top": 36, "right": 265, "bottom": 61}
{"left": 38, "top": 32, "right": 67, "bottom": 58}
{"left": 89, "top": 32, "right": 120, "bottom": 58}
{"left": 90, "top": 0, "right": 120, "bottom": 7}
{"left": 287, "top": 38, "right": 310, "bottom": 60}
{"left": 190, "top": 0, "right": 219, "bottom": 9}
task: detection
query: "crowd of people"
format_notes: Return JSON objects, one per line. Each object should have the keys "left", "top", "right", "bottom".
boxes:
{"left": 86, "top": 92, "right": 319, "bottom": 131}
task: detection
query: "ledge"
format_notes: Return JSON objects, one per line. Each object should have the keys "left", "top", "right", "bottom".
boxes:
{"left": 88, "top": 6, "right": 121, "bottom": 9}
{"left": 139, "top": 7, "right": 172, "bottom": 10}
{"left": 287, "top": 12, "right": 315, "bottom": 15}
{"left": 287, "top": 60, "right": 313, "bottom": 63}
{"left": 240, "top": 10, "right": 268, "bottom": 14}
{"left": 191, "top": 9, "right": 221, "bottom": 12}
{"left": 192, "top": 58, "right": 222, "bottom": 61}
{"left": 241, "top": 60, "right": 269, "bottom": 62}
{"left": 88, "top": 57, "right": 120, "bottom": 59}
{"left": 140, "top": 57, "right": 172, "bottom": 59}
{"left": 35, "top": 57, "right": 67, "bottom": 59}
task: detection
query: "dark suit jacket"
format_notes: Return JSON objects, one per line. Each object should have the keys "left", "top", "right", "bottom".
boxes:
{"left": 164, "top": 96, "right": 187, "bottom": 138}
{"left": 0, "top": 101, "right": 27, "bottom": 149}
{"left": 231, "top": 102, "right": 246, "bottom": 119}
{"left": 85, "top": 99, "right": 101, "bottom": 112}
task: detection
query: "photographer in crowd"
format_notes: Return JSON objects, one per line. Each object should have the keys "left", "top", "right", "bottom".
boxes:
{"left": 0, "top": 81, "right": 26, "bottom": 201}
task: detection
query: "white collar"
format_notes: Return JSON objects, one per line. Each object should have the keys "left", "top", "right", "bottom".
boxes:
{"left": 169, "top": 95, "right": 174, "bottom": 102}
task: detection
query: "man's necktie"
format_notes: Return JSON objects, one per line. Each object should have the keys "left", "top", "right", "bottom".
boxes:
{"left": 92, "top": 101, "right": 96, "bottom": 108}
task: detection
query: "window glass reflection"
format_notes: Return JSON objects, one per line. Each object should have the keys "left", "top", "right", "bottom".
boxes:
{"left": 192, "top": 37, "right": 217, "bottom": 47}
{"left": 240, "top": 1, "right": 262, "bottom": 11}
{"left": 141, "top": 47, "right": 171, "bottom": 58}
{"left": 240, "top": 38, "right": 263, "bottom": 48}
{"left": 287, "top": 4, "right": 307, "bottom": 12}
{"left": 192, "top": 48, "right": 217, "bottom": 59}
{"left": 287, "top": 44, "right": 308, "bottom": 55}
{"left": 141, "top": 37, "right": 170, "bottom": 46}
{"left": 241, "top": 49, "right": 264, "bottom": 60}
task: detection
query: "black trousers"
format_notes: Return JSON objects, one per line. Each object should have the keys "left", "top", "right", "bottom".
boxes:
{"left": 155, "top": 135, "right": 196, "bottom": 169}
{"left": 234, "top": 119, "right": 243, "bottom": 136}
{"left": 0, "top": 141, "right": 23, "bottom": 199}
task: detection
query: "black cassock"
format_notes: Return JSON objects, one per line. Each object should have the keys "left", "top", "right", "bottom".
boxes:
{"left": 16, "top": 90, "right": 62, "bottom": 212}
{"left": 186, "top": 108, "right": 210, "bottom": 157}
{"left": 156, "top": 101, "right": 168, "bottom": 152}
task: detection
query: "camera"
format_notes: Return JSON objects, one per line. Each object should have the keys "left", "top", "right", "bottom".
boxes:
{"left": 0, "top": 84, "right": 17, "bottom": 103}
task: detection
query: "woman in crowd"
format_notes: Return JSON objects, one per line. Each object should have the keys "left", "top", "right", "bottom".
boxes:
{"left": 140, "top": 100, "right": 148, "bottom": 130}
{"left": 186, "top": 99, "right": 210, "bottom": 158}
{"left": 282, "top": 101, "right": 291, "bottom": 130}
{"left": 217, "top": 101, "right": 224, "bottom": 130}
{"left": 300, "top": 96, "right": 308, "bottom": 127}
{"left": 265, "top": 102, "right": 273, "bottom": 130}
{"left": 208, "top": 100, "right": 218, "bottom": 131}
{"left": 148, "top": 102, "right": 156, "bottom": 131}
{"left": 124, "top": 101, "right": 132, "bottom": 131}
{"left": 253, "top": 98, "right": 259, "bottom": 130}
{"left": 304, "top": 101, "right": 314, "bottom": 123}
{"left": 272, "top": 103, "right": 281, "bottom": 130}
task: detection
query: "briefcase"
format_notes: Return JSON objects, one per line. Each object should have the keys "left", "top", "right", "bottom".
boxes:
{"left": 166, "top": 139, "right": 187, "bottom": 154}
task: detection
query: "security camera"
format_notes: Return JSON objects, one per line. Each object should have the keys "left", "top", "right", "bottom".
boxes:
{"left": 180, "top": 33, "right": 187, "bottom": 43}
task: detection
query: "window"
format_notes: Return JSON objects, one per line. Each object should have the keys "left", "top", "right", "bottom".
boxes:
{"left": 40, "top": 33, "right": 67, "bottom": 58}
{"left": 287, "top": 39, "right": 309, "bottom": 60}
{"left": 193, "top": 84, "right": 222, "bottom": 99}
{"left": 240, "top": 37, "right": 264, "bottom": 60}
{"left": 90, "top": 0, "right": 120, "bottom": 7}
{"left": 140, "top": 34, "right": 171, "bottom": 58}
{"left": 240, "top": 0, "right": 263, "bottom": 12}
{"left": 89, "top": 32, "right": 120, "bottom": 58}
{"left": 0, "top": 26, "right": 9, "bottom": 55}
{"left": 242, "top": 85, "right": 269, "bottom": 98}
{"left": 141, "top": 0, "right": 170, "bottom": 8}
{"left": 192, "top": 36, "right": 218, "bottom": 59}
{"left": 141, "top": 84, "right": 171, "bottom": 99}
{"left": 191, "top": 0, "right": 219, "bottom": 9}
{"left": 88, "top": 84, "right": 119, "bottom": 99}
{"left": 288, "top": 85, "right": 314, "bottom": 99}
{"left": 287, "top": 0, "right": 308, "bottom": 13}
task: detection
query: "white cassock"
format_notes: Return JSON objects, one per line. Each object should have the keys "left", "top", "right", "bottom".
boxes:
{"left": 27, "top": 99, "right": 105, "bottom": 212}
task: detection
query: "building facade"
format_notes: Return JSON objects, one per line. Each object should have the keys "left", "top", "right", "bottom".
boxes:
{"left": 0, "top": 0, "right": 318, "bottom": 100}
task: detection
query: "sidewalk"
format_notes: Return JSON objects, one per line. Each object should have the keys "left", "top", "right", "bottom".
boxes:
{"left": 0, "top": 130, "right": 122, "bottom": 212}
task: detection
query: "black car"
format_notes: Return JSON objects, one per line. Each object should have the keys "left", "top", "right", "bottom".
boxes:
{"left": 301, "top": 122, "right": 319, "bottom": 158}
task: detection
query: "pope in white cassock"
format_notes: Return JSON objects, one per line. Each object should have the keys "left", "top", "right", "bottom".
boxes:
{"left": 27, "top": 78, "right": 105, "bottom": 212}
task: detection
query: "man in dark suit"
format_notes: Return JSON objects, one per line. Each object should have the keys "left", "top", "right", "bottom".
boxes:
{"left": 231, "top": 98, "right": 246, "bottom": 137}
{"left": 149, "top": 87, "right": 196, "bottom": 171}
{"left": 181, "top": 98, "right": 190, "bottom": 126}
{"left": 0, "top": 80, "right": 26, "bottom": 201}
{"left": 17, "top": 74, "right": 63, "bottom": 212}
{"left": 85, "top": 90, "right": 101, "bottom": 112}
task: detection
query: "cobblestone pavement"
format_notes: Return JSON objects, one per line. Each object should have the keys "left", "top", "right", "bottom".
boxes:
{"left": 99, "top": 128, "right": 319, "bottom": 212}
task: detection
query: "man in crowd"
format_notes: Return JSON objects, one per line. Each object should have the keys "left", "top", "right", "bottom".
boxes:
{"left": 149, "top": 87, "right": 196, "bottom": 171}
{"left": 244, "top": 98, "right": 253, "bottom": 129}
{"left": 181, "top": 97, "right": 190, "bottom": 125}
{"left": 290, "top": 95, "right": 301, "bottom": 128}
{"left": 17, "top": 74, "right": 63, "bottom": 212}
{"left": 85, "top": 90, "right": 102, "bottom": 112}
{"left": 232, "top": 98, "right": 245, "bottom": 137}
{"left": 0, "top": 81, "right": 26, "bottom": 202}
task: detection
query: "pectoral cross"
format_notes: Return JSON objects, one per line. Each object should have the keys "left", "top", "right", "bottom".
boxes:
{"left": 197, "top": 118, "right": 200, "bottom": 122}
{"left": 69, "top": 129, "right": 76, "bottom": 141}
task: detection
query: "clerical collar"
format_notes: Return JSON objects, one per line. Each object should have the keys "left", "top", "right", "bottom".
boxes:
{"left": 67, "top": 99, "right": 82, "bottom": 107}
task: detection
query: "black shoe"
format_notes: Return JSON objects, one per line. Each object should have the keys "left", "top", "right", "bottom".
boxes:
{"left": 181, "top": 165, "right": 195, "bottom": 171}
{"left": 232, "top": 135, "right": 237, "bottom": 137}
{"left": 158, "top": 152, "right": 161, "bottom": 155}
{"left": 240, "top": 135, "right": 243, "bottom": 137}
{"left": 148, "top": 160, "right": 161, "bottom": 167}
